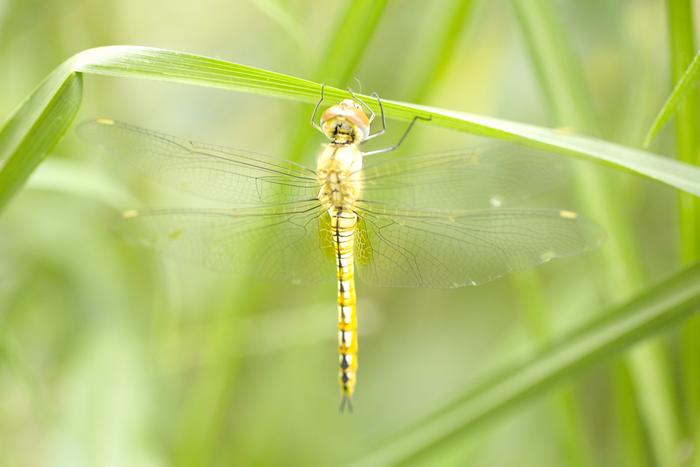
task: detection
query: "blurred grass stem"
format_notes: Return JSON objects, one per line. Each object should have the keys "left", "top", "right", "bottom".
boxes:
{"left": 513, "top": 1, "right": 682, "bottom": 466}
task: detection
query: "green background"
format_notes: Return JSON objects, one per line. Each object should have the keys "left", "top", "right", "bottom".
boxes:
{"left": 0, "top": 1, "right": 698, "bottom": 466}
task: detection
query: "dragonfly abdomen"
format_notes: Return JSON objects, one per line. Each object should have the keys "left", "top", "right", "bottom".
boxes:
{"left": 330, "top": 207, "right": 358, "bottom": 411}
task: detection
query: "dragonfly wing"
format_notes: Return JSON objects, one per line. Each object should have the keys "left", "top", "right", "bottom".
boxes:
{"left": 120, "top": 201, "right": 336, "bottom": 284}
{"left": 354, "top": 204, "right": 604, "bottom": 288}
{"left": 358, "top": 146, "right": 565, "bottom": 210}
{"left": 78, "top": 119, "right": 319, "bottom": 205}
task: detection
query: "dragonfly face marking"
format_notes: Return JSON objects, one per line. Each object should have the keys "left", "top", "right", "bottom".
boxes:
{"left": 320, "top": 99, "right": 370, "bottom": 144}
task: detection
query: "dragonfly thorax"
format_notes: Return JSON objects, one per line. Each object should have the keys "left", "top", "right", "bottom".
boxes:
{"left": 320, "top": 99, "right": 370, "bottom": 145}
{"left": 316, "top": 144, "right": 363, "bottom": 210}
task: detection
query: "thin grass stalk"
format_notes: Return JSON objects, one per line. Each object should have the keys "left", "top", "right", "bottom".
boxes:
{"left": 400, "top": 2, "right": 589, "bottom": 462}
{"left": 285, "top": 0, "right": 389, "bottom": 164}
{"left": 407, "top": 0, "right": 478, "bottom": 103}
{"left": 643, "top": 50, "right": 700, "bottom": 147}
{"left": 693, "top": 411, "right": 700, "bottom": 467}
{"left": 506, "top": 0, "right": 603, "bottom": 460}
{"left": 512, "top": 1, "right": 681, "bottom": 466}
{"left": 611, "top": 362, "right": 650, "bottom": 467}
{"left": 667, "top": 0, "right": 700, "bottom": 433}
{"left": 513, "top": 273, "right": 592, "bottom": 467}
{"left": 172, "top": 291, "right": 254, "bottom": 466}
{"left": 393, "top": 6, "right": 571, "bottom": 465}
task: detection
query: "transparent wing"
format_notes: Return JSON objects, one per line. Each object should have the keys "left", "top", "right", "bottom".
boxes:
{"left": 120, "top": 200, "right": 336, "bottom": 284}
{"left": 355, "top": 204, "right": 604, "bottom": 288}
{"left": 78, "top": 119, "right": 319, "bottom": 205}
{"left": 358, "top": 146, "right": 565, "bottom": 210}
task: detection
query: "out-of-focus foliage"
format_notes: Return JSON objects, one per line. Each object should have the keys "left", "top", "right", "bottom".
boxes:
{"left": 0, "top": 1, "right": 697, "bottom": 466}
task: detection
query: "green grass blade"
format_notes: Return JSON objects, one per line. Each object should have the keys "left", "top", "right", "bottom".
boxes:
{"left": 666, "top": 0, "right": 700, "bottom": 438}
{"left": 69, "top": 46, "right": 700, "bottom": 196}
{"left": 611, "top": 363, "right": 650, "bottom": 467}
{"left": 0, "top": 64, "right": 82, "bottom": 210}
{"left": 643, "top": 49, "right": 700, "bottom": 148}
{"left": 666, "top": 0, "right": 700, "bottom": 261}
{"left": 513, "top": 2, "right": 681, "bottom": 466}
{"left": 409, "top": 104, "right": 700, "bottom": 196}
{"left": 314, "top": 0, "right": 388, "bottom": 86}
{"left": 514, "top": 2, "right": 665, "bottom": 465}
{"left": 249, "top": 0, "right": 309, "bottom": 51}
{"left": 512, "top": 0, "right": 599, "bottom": 134}
{"left": 692, "top": 413, "right": 700, "bottom": 467}
{"left": 408, "top": 0, "right": 478, "bottom": 103}
{"left": 348, "top": 263, "right": 700, "bottom": 467}
{"left": 4, "top": 46, "right": 700, "bottom": 214}
{"left": 511, "top": 2, "right": 612, "bottom": 463}
{"left": 513, "top": 272, "right": 592, "bottom": 467}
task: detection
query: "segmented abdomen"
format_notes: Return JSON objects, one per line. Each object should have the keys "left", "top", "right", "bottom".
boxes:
{"left": 330, "top": 207, "right": 358, "bottom": 410}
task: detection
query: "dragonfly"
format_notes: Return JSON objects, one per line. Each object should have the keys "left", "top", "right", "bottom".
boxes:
{"left": 79, "top": 88, "right": 604, "bottom": 412}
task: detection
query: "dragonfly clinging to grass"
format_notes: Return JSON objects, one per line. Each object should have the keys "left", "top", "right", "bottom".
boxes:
{"left": 79, "top": 87, "right": 604, "bottom": 412}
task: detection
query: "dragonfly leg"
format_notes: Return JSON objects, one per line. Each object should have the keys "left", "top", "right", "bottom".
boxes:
{"left": 362, "top": 112, "right": 431, "bottom": 156}
{"left": 362, "top": 92, "right": 386, "bottom": 142}
{"left": 310, "top": 83, "right": 326, "bottom": 134}
{"left": 348, "top": 87, "right": 376, "bottom": 124}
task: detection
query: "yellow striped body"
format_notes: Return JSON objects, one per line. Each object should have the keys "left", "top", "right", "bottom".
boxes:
{"left": 331, "top": 208, "right": 358, "bottom": 403}
{"left": 317, "top": 142, "right": 363, "bottom": 408}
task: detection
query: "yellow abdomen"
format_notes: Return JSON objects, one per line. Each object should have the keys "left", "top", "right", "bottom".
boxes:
{"left": 316, "top": 143, "right": 363, "bottom": 411}
{"left": 331, "top": 207, "right": 358, "bottom": 410}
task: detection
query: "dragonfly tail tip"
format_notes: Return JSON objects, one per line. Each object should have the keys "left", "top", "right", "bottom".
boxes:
{"left": 339, "top": 395, "right": 354, "bottom": 414}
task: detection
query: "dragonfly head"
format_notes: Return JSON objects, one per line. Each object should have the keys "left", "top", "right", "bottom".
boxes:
{"left": 321, "top": 99, "right": 370, "bottom": 145}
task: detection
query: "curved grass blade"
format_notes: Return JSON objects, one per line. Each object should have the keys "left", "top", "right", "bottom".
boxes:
{"left": 79, "top": 46, "right": 700, "bottom": 192}
{"left": 0, "top": 66, "right": 82, "bottom": 209}
{"left": 4, "top": 45, "right": 700, "bottom": 213}
{"left": 75, "top": 47, "right": 700, "bottom": 196}
{"left": 348, "top": 263, "right": 700, "bottom": 467}
{"left": 644, "top": 49, "right": 700, "bottom": 147}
